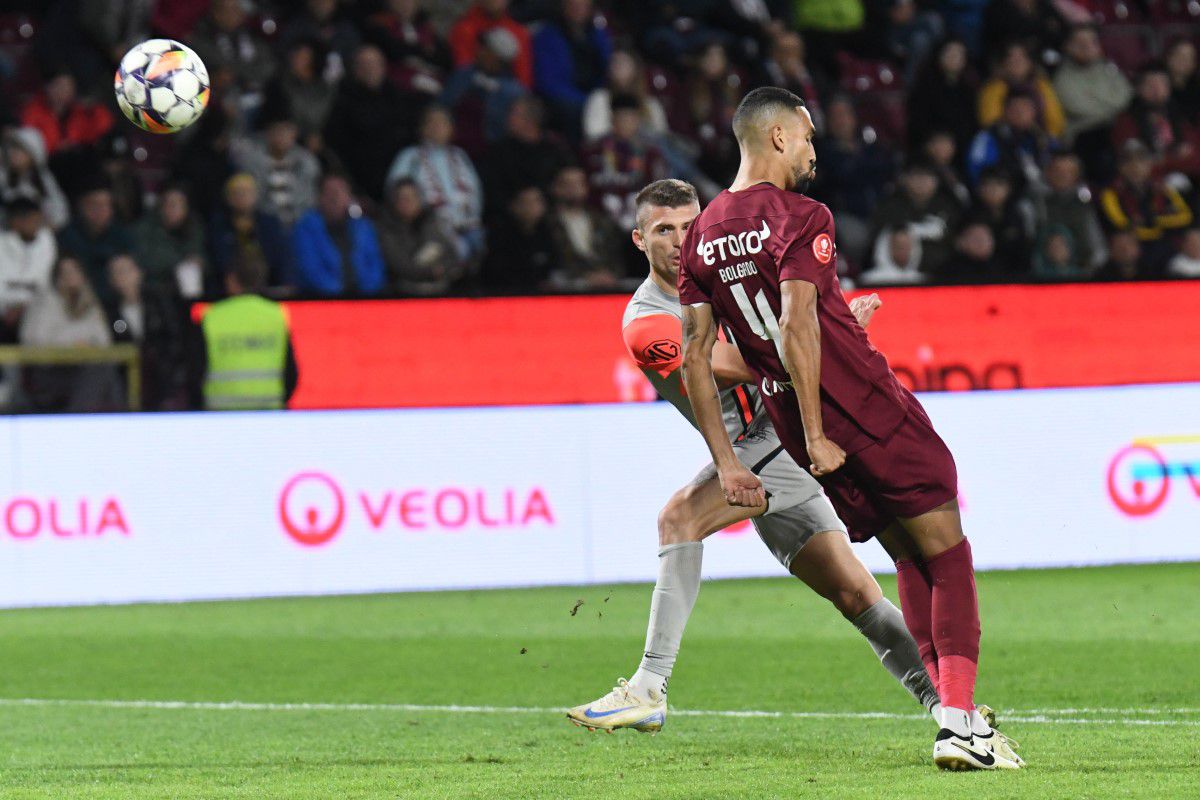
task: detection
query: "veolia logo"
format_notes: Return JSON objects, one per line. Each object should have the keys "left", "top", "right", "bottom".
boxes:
{"left": 278, "top": 472, "right": 346, "bottom": 546}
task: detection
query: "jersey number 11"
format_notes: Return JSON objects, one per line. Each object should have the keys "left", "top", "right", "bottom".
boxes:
{"left": 730, "top": 283, "right": 785, "bottom": 359}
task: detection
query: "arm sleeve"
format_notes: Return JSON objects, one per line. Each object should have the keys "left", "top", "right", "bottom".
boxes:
{"left": 779, "top": 205, "right": 835, "bottom": 288}
{"left": 621, "top": 313, "right": 683, "bottom": 378}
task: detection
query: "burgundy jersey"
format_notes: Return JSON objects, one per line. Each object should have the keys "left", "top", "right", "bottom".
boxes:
{"left": 678, "top": 183, "right": 908, "bottom": 457}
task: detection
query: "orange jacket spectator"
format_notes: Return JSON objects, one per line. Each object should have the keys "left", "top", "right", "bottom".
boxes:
{"left": 449, "top": 3, "right": 533, "bottom": 88}
{"left": 978, "top": 76, "right": 1065, "bottom": 139}
{"left": 20, "top": 94, "right": 114, "bottom": 155}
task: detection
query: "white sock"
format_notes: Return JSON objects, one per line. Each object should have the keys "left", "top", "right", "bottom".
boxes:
{"left": 930, "top": 701, "right": 942, "bottom": 725}
{"left": 941, "top": 706, "right": 971, "bottom": 738}
{"left": 628, "top": 541, "right": 703, "bottom": 701}
{"left": 970, "top": 707, "right": 993, "bottom": 736}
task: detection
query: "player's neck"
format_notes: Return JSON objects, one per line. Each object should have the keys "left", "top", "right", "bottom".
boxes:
{"left": 730, "top": 156, "right": 790, "bottom": 193}
{"left": 650, "top": 269, "right": 679, "bottom": 297}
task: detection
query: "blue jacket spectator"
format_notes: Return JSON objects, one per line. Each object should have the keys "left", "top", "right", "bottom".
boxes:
{"left": 292, "top": 174, "right": 385, "bottom": 296}
{"left": 208, "top": 174, "right": 294, "bottom": 293}
{"left": 966, "top": 90, "right": 1055, "bottom": 193}
{"left": 532, "top": 0, "right": 612, "bottom": 135}
{"left": 440, "top": 28, "right": 528, "bottom": 158}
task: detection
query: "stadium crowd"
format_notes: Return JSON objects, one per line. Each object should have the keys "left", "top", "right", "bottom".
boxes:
{"left": 0, "top": 0, "right": 1198, "bottom": 410}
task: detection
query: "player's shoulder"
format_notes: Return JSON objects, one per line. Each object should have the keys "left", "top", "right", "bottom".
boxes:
{"left": 623, "top": 278, "right": 682, "bottom": 328}
{"left": 782, "top": 193, "right": 833, "bottom": 226}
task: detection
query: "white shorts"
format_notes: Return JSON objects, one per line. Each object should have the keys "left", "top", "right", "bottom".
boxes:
{"left": 694, "top": 416, "right": 847, "bottom": 569}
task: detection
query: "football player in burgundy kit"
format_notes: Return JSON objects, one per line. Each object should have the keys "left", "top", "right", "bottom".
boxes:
{"left": 676, "top": 87, "right": 1024, "bottom": 770}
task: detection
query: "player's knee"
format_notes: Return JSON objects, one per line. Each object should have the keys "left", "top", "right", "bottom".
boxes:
{"left": 826, "top": 579, "right": 877, "bottom": 619}
{"left": 657, "top": 496, "right": 700, "bottom": 546}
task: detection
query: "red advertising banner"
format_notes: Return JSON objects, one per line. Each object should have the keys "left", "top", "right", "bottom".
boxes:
{"left": 282, "top": 282, "right": 1200, "bottom": 410}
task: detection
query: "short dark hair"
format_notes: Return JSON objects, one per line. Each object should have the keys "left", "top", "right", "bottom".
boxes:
{"left": 634, "top": 179, "right": 698, "bottom": 229}
{"left": 5, "top": 197, "right": 41, "bottom": 218}
{"left": 732, "top": 86, "right": 806, "bottom": 144}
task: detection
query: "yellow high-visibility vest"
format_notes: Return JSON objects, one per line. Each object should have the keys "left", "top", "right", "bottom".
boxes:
{"left": 202, "top": 294, "right": 289, "bottom": 410}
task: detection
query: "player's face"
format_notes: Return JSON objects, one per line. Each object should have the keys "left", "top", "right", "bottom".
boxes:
{"left": 784, "top": 107, "right": 818, "bottom": 191}
{"left": 633, "top": 202, "right": 701, "bottom": 284}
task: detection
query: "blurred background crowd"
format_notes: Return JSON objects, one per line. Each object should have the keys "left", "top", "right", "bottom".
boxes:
{"left": 0, "top": 0, "right": 1197, "bottom": 411}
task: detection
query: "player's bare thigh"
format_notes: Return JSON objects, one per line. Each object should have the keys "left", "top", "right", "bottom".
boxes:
{"left": 788, "top": 531, "right": 883, "bottom": 619}
{"left": 657, "top": 474, "right": 765, "bottom": 546}
{"left": 877, "top": 499, "right": 964, "bottom": 563}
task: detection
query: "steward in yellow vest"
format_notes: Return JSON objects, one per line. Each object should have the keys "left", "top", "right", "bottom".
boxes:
{"left": 200, "top": 261, "right": 297, "bottom": 410}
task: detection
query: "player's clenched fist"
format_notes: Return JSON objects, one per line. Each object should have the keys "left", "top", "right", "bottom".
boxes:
{"left": 807, "top": 437, "right": 846, "bottom": 477}
{"left": 719, "top": 464, "right": 766, "bottom": 508}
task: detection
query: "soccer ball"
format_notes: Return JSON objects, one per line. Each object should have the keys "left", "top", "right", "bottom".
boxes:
{"left": 114, "top": 39, "right": 209, "bottom": 134}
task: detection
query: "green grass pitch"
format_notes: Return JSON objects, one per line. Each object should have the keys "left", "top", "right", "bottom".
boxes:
{"left": 0, "top": 562, "right": 1197, "bottom": 799}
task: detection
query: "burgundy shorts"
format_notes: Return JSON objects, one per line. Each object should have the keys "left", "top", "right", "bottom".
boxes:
{"left": 816, "top": 399, "right": 959, "bottom": 543}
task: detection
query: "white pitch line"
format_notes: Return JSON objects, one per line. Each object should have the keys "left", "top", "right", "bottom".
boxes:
{"left": 0, "top": 698, "right": 1197, "bottom": 727}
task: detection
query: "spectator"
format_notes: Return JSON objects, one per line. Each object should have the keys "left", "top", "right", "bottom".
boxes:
{"left": 861, "top": 227, "right": 927, "bottom": 285}
{"left": 682, "top": 43, "right": 745, "bottom": 186}
{"left": 583, "top": 94, "right": 667, "bottom": 231}
{"left": 292, "top": 173, "right": 386, "bottom": 296}
{"left": 949, "top": 222, "right": 1001, "bottom": 282}
{"left": 325, "top": 45, "right": 430, "bottom": 201}
{"left": 262, "top": 39, "right": 337, "bottom": 147}
{"left": 364, "top": 0, "right": 452, "bottom": 89}
{"left": 281, "top": 0, "right": 362, "bottom": 67}
{"left": 133, "top": 185, "right": 207, "bottom": 298}
{"left": 964, "top": 168, "right": 1036, "bottom": 275}
{"left": 762, "top": 32, "right": 827, "bottom": 132}
{"left": 387, "top": 105, "right": 485, "bottom": 265}
{"left": 907, "top": 38, "right": 979, "bottom": 157}
{"left": 810, "top": 95, "right": 895, "bottom": 272}
{"left": 868, "top": 160, "right": 961, "bottom": 275}
{"left": 1053, "top": 26, "right": 1133, "bottom": 148}
{"left": 981, "top": 0, "right": 1066, "bottom": 65}
{"left": 966, "top": 89, "right": 1055, "bottom": 193}
{"left": 232, "top": 102, "right": 321, "bottom": 227}
{"left": 638, "top": 0, "right": 776, "bottom": 66}
{"left": 1165, "top": 39, "right": 1200, "bottom": 123}
{"left": 171, "top": 104, "right": 236, "bottom": 221}
{"left": 1167, "top": 228, "right": 1200, "bottom": 278}
{"left": 921, "top": 130, "right": 971, "bottom": 209}
{"left": 57, "top": 183, "right": 133, "bottom": 302}
{"left": 19, "top": 66, "right": 114, "bottom": 189}
{"left": 1032, "top": 224, "right": 1088, "bottom": 280}
{"left": 978, "top": 42, "right": 1065, "bottom": 140}
{"left": 104, "top": 253, "right": 187, "bottom": 410}
{"left": 545, "top": 165, "right": 625, "bottom": 289}
{"left": 0, "top": 128, "right": 69, "bottom": 230}
{"left": 874, "top": 0, "right": 945, "bottom": 83}
{"left": 189, "top": 0, "right": 276, "bottom": 98}
{"left": 440, "top": 27, "right": 528, "bottom": 157}
{"left": 449, "top": 0, "right": 533, "bottom": 88}
{"left": 483, "top": 185, "right": 556, "bottom": 291}
{"left": 18, "top": 255, "right": 122, "bottom": 413}
{"left": 1042, "top": 152, "right": 1106, "bottom": 270}
{"left": 1094, "top": 231, "right": 1144, "bottom": 281}
{"left": 197, "top": 257, "right": 298, "bottom": 411}
{"left": 533, "top": 0, "right": 613, "bottom": 136}
{"left": 482, "top": 96, "right": 574, "bottom": 215}
{"left": 1098, "top": 141, "right": 1194, "bottom": 273}
{"left": 377, "top": 179, "right": 463, "bottom": 296}
{"left": 1112, "top": 63, "right": 1200, "bottom": 182}
{"left": 208, "top": 174, "right": 293, "bottom": 295}
{"left": 0, "top": 199, "right": 56, "bottom": 341}
{"left": 582, "top": 49, "right": 669, "bottom": 142}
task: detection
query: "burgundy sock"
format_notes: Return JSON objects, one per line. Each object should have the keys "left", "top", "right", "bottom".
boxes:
{"left": 926, "top": 538, "right": 981, "bottom": 710}
{"left": 895, "top": 558, "right": 939, "bottom": 688}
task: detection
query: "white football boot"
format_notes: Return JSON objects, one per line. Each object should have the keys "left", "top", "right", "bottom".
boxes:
{"left": 933, "top": 726, "right": 1021, "bottom": 771}
{"left": 566, "top": 678, "right": 666, "bottom": 733}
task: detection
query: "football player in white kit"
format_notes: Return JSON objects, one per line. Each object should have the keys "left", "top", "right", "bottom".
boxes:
{"left": 566, "top": 180, "right": 1020, "bottom": 768}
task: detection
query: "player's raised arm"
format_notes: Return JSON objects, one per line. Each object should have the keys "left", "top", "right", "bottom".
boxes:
{"left": 779, "top": 280, "right": 846, "bottom": 476}
{"left": 681, "top": 302, "right": 765, "bottom": 508}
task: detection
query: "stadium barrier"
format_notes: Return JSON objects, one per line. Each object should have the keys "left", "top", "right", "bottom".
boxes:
{"left": 273, "top": 281, "right": 1200, "bottom": 410}
{"left": 0, "top": 382, "right": 1197, "bottom": 607}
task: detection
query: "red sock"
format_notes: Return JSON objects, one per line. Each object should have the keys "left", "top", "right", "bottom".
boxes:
{"left": 926, "top": 538, "right": 981, "bottom": 710}
{"left": 895, "top": 558, "right": 939, "bottom": 688}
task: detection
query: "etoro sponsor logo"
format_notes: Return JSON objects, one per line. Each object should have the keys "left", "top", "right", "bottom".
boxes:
{"left": 278, "top": 472, "right": 555, "bottom": 546}
{"left": 698, "top": 220, "right": 772, "bottom": 267}
{"left": 2, "top": 497, "right": 130, "bottom": 539}
{"left": 1106, "top": 436, "right": 1200, "bottom": 517}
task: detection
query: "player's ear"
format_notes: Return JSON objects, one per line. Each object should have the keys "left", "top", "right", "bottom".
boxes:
{"left": 632, "top": 226, "right": 646, "bottom": 253}
{"left": 771, "top": 123, "right": 786, "bottom": 154}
